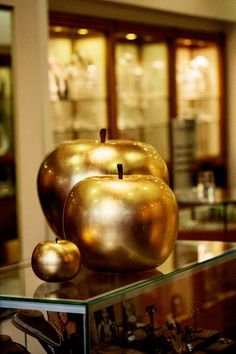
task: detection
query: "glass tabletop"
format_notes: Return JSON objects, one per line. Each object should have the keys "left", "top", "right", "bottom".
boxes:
{"left": 0, "top": 240, "right": 236, "bottom": 306}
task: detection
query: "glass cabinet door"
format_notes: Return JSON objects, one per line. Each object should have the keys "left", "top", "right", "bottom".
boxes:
{"left": 48, "top": 13, "right": 226, "bottom": 187}
{"left": 115, "top": 36, "right": 170, "bottom": 160}
{"left": 176, "top": 38, "right": 222, "bottom": 159}
{"left": 49, "top": 26, "right": 107, "bottom": 144}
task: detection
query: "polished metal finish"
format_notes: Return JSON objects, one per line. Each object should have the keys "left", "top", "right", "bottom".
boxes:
{"left": 37, "top": 138, "right": 169, "bottom": 237}
{"left": 63, "top": 175, "right": 178, "bottom": 272}
{"left": 31, "top": 239, "right": 81, "bottom": 282}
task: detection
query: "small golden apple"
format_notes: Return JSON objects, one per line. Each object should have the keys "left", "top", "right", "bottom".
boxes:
{"left": 31, "top": 239, "right": 81, "bottom": 282}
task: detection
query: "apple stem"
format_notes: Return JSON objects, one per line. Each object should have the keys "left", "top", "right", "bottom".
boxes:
{"left": 55, "top": 238, "right": 58, "bottom": 243}
{"left": 100, "top": 128, "right": 107, "bottom": 143}
{"left": 117, "top": 164, "right": 123, "bottom": 179}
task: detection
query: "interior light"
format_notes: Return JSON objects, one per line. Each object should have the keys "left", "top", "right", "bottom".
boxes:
{"left": 192, "top": 55, "right": 209, "bottom": 68}
{"left": 125, "top": 33, "right": 137, "bottom": 40}
{"left": 78, "top": 28, "right": 89, "bottom": 35}
{"left": 182, "top": 39, "right": 192, "bottom": 46}
{"left": 53, "top": 26, "right": 63, "bottom": 33}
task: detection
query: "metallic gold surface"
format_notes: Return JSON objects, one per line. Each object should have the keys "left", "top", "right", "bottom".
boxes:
{"left": 63, "top": 175, "right": 178, "bottom": 272}
{"left": 37, "top": 138, "right": 169, "bottom": 237}
{"left": 31, "top": 239, "right": 81, "bottom": 282}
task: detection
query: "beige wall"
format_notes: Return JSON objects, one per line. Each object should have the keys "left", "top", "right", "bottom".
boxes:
{"left": 97, "top": 0, "right": 236, "bottom": 23}
{"left": 49, "top": 0, "right": 227, "bottom": 31}
{"left": 0, "top": 0, "right": 51, "bottom": 260}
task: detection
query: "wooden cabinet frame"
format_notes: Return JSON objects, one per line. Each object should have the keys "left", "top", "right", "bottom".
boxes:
{"left": 49, "top": 11, "right": 227, "bottom": 186}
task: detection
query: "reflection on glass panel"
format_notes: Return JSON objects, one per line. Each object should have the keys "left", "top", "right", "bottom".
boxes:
{"left": 142, "top": 43, "right": 169, "bottom": 96}
{"left": 52, "top": 100, "right": 107, "bottom": 145}
{"left": 176, "top": 40, "right": 221, "bottom": 158}
{"left": 115, "top": 40, "right": 169, "bottom": 160}
{"left": 49, "top": 27, "right": 107, "bottom": 143}
{"left": 142, "top": 43, "right": 169, "bottom": 160}
{"left": 116, "top": 43, "right": 142, "bottom": 140}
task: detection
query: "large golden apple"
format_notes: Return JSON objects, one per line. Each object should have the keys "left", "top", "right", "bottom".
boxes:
{"left": 37, "top": 129, "right": 169, "bottom": 237}
{"left": 31, "top": 239, "right": 81, "bottom": 282}
{"left": 63, "top": 165, "right": 178, "bottom": 272}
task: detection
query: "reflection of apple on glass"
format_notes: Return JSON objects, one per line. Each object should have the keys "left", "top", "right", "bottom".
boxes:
{"left": 31, "top": 238, "right": 81, "bottom": 282}
{"left": 63, "top": 164, "right": 178, "bottom": 272}
{"left": 37, "top": 129, "right": 169, "bottom": 238}
{"left": 34, "top": 265, "right": 165, "bottom": 300}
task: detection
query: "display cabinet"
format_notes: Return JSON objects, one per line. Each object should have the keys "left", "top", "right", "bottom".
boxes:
{"left": 0, "top": 240, "right": 236, "bottom": 353}
{"left": 48, "top": 12, "right": 226, "bottom": 185}
{"left": 114, "top": 32, "right": 170, "bottom": 160}
{"left": 176, "top": 188, "right": 236, "bottom": 242}
{"left": 175, "top": 36, "right": 224, "bottom": 160}
{"left": 49, "top": 25, "right": 108, "bottom": 145}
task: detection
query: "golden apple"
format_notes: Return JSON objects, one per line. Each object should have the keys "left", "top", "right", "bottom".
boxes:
{"left": 31, "top": 239, "right": 81, "bottom": 282}
{"left": 37, "top": 129, "right": 169, "bottom": 237}
{"left": 63, "top": 164, "right": 178, "bottom": 272}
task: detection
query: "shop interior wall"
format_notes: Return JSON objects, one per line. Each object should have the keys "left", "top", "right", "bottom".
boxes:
{"left": 49, "top": 0, "right": 236, "bottom": 187}
{"left": 0, "top": 0, "right": 50, "bottom": 261}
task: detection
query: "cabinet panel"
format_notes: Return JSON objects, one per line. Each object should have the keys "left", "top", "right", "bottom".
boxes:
{"left": 115, "top": 40, "right": 170, "bottom": 160}
{"left": 49, "top": 27, "right": 108, "bottom": 143}
{"left": 48, "top": 13, "right": 226, "bottom": 189}
{"left": 176, "top": 39, "right": 222, "bottom": 159}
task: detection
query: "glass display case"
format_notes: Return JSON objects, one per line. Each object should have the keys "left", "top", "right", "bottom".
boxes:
{"left": 48, "top": 12, "right": 226, "bottom": 186}
{"left": 175, "top": 37, "right": 222, "bottom": 159}
{"left": 1, "top": 240, "right": 236, "bottom": 353}
{"left": 49, "top": 25, "right": 107, "bottom": 144}
{"left": 115, "top": 37, "right": 170, "bottom": 160}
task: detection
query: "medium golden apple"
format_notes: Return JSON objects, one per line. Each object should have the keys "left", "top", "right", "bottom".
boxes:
{"left": 37, "top": 129, "right": 169, "bottom": 238}
{"left": 63, "top": 164, "right": 178, "bottom": 272}
{"left": 31, "top": 239, "right": 81, "bottom": 282}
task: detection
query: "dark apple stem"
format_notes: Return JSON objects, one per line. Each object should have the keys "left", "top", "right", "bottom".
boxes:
{"left": 100, "top": 128, "right": 107, "bottom": 143}
{"left": 117, "top": 164, "right": 123, "bottom": 179}
{"left": 55, "top": 238, "right": 58, "bottom": 243}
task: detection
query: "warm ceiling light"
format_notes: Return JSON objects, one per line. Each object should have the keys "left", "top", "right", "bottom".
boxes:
{"left": 53, "top": 26, "right": 63, "bottom": 33}
{"left": 78, "top": 28, "right": 89, "bottom": 35}
{"left": 182, "top": 39, "right": 192, "bottom": 46}
{"left": 125, "top": 33, "right": 137, "bottom": 40}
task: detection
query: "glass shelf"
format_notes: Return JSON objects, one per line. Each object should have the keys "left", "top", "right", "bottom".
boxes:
{"left": 0, "top": 240, "right": 235, "bottom": 305}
